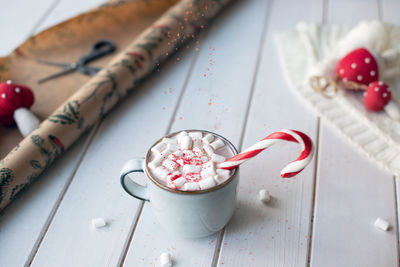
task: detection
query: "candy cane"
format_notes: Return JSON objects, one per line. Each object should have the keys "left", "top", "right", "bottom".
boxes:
{"left": 218, "top": 129, "right": 314, "bottom": 178}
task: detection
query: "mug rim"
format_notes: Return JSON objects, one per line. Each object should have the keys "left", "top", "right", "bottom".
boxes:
{"left": 144, "top": 129, "right": 239, "bottom": 195}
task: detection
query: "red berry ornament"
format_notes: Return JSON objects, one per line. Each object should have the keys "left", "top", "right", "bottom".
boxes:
{"left": 364, "top": 81, "right": 391, "bottom": 111}
{"left": 0, "top": 80, "right": 39, "bottom": 136}
{"left": 336, "top": 48, "right": 379, "bottom": 87}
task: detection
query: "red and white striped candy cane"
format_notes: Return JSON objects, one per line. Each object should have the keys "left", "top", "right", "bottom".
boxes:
{"left": 218, "top": 129, "right": 314, "bottom": 178}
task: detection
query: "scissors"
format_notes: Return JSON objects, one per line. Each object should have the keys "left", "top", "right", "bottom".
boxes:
{"left": 37, "top": 39, "right": 116, "bottom": 84}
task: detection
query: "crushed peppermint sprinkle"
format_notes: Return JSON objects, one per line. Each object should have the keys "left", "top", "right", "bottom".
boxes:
{"left": 148, "top": 131, "right": 233, "bottom": 191}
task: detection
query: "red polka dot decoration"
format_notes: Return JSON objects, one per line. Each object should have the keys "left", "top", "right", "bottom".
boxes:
{"left": 336, "top": 47, "right": 379, "bottom": 87}
{"left": 364, "top": 81, "right": 391, "bottom": 111}
{"left": 0, "top": 81, "right": 34, "bottom": 126}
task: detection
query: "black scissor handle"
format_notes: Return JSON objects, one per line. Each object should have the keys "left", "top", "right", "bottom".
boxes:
{"left": 77, "top": 39, "right": 116, "bottom": 65}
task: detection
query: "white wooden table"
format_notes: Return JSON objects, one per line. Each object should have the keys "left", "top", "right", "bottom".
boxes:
{"left": 1, "top": 0, "right": 399, "bottom": 266}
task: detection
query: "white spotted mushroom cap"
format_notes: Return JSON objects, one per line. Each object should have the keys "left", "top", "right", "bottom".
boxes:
{"left": 364, "top": 81, "right": 391, "bottom": 111}
{"left": 336, "top": 48, "right": 379, "bottom": 86}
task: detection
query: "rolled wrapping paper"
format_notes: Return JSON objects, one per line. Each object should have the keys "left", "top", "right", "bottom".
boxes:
{"left": 0, "top": 0, "right": 233, "bottom": 211}
{"left": 218, "top": 130, "right": 314, "bottom": 177}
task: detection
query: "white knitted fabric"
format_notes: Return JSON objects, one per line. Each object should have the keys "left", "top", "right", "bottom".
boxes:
{"left": 276, "top": 20, "right": 400, "bottom": 176}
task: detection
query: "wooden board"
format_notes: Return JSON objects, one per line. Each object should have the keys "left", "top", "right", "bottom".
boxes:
{"left": 123, "top": 0, "right": 270, "bottom": 265}
{"left": 1, "top": 0, "right": 399, "bottom": 266}
{"left": 309, "top": 0, "right": 399, "bottom": 266}
{"left": 216, "top": 0, "right": 321, "bottom": 265}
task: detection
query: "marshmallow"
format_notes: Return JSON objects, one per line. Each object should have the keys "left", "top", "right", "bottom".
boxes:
{"left": 202, "top": 161, "right": 214, "bottom": 169}
{"left": 148, "top": 155, "right": 163, "bottom": 169}
{"left": 151, "top": 142, "right": 166, "bottom": 154}
{"left": 162, "top": 159, "right": 179, "bottom": 171}
{"left": 167, "top": 143, "right": 179, "bottom": 152}
{"left": 160, "top": 252, "right": 172, "bottom": 267}
{"left": 176, "top": 131, "right": 188, "bottom": 143}
{"left": 203, "top": 144, "right": 214, "bottom": 156}
{"left": 173, "top": 150, "right": 183, "bottom": 157}
{"left": 183, "top": 164, "right": 201, "bottom": 174}
{"left": 162, "top": 137, "right": 177, "bottom": 145}
{"left": 167, "top": 154, "right": 178, "bottom": 162}
{"left": 213, "top": 174, "right": 226, "bottom": 184}
{"left": 160, "top": 148, "right": 173, "bottom": 158}
{"left": 183, "top": 150, "right": 195, "bottom": 160}
{"left": 259, "top": 189, "right": 271, "bottom": 203}
{"left": 202, "top": 133, "right": 214, "bottom": 144}
{"left": 199, "top": 177, "right": 217, "bottom": 190}
{"left": 374, "top": 217, "right": 390, "bottom": 231}
{"left": 186, "top": 172, "right": 201, "bottom": 181}
{"left": 154, "top": 166, "right": 169, "bottom": 180}
{"left": 193, "top": 139, "right": 202, "bottom": 148}
{"left": 183, "top": 182, "right": 200, "bottom": 191}
{"left": 92, "top": 218, "right": 106, "bottom": 228}
{"left": 180, "top": 136, "right": 193, "bottom": 150}
{"left": 211, "top": 153, "right": 226, "bottom": 163}
{"left": 173, "top": 177, "right": 186, "bottom": 188}
{"left": 167, "top": 170, "right": 182, "bottom": 181}
{"left": 193, "top": 147, "right": 204, "bottom": 157}
{"left": 200, "top": 166, "right": 216, "bottom": 178}
{"left": 210, "top": 139, "right": 225, "bottom": 150}
{"left": 201, "top": 156, "right": 209, "bottom": 163}
{"left": 176, "top": 158, "right": 184, "bottom": 166}
{"left": 189, "top": 131, "right": 203, "bottom": 139}
{"left": 216, "top": 168, "right": 231, "bottom": 179}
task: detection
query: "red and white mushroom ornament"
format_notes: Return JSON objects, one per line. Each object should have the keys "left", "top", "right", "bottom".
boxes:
{"left": 336, "top": 47, "right": 379, "bottom": 90}
{"left": 364, "top": 81, "right": 391, "bottom": 111}
{"left": 310, "top": 47, "right": 400, "bottom": 120}
{"left": 0, "top": 80, "right": 40, "bottom": 136}
{"left": 336, "top": 48, "right": 400, "bottom": 119}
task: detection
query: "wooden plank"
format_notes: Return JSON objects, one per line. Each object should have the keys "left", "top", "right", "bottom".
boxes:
{"left": 380, "top": 0, "right": 400, "bottom": 259}
{"left": 310, "top": 124, "right": 398, "bottom": 266}
{"left": 216, "top": 0, "right": 322, "bottom": 266}
{"left": 30, "top": 50, "right": 196, "bottom": 266}
{"left": 0, "top": 0, "right": 58, "bottom": 56}
{"left": 0, "top": 2, "right": 98, "bottom": 266}
{"left": 310, "top": 1, "right": 398, "bottom": 266}
{"left": 0, "top": 131, "right": 94, "bottom": 267}
{"left": 326, "top": 0, "right": 378, "bottom": 23}
{"left": 34, "top": 0, "right": 106, "bottom": 34}
{"left": 121, "top": 0, "right": 270, "bottom": 266}
{"left": 380, "top": 0, "right": 400, "bottom": 24}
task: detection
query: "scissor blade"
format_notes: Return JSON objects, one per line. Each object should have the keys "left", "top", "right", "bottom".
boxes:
{"left": 36, "top": 59, "right": 71, "bottom": 68}
{"left": 37, "top": 66, "right": 77, "bottom": 84}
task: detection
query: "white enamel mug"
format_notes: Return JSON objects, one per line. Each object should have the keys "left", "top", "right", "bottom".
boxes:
{"left": 120, "top": 130, "right": 239, "bottom": 238}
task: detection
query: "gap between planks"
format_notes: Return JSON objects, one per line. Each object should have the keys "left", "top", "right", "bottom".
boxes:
{"left": 305, "top": 118, "right": 321, "bottom": 267}
{"left": 25, "top": 123, "right": 102, "bottom": 266}
{"left": 117, "top": 39, "right": 202, "bottom": 267}
{"left": 305, "top": 0, "right": 326, "bottom": 263}
{"left": 209, "top": 0, "right": 274, "bottom": 265}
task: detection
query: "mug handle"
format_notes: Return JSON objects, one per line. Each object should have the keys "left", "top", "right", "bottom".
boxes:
{"left": 120, "top": 158, "right": 150, "bottom": 201}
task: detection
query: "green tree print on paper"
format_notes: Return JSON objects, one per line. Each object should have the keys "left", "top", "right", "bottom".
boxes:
{"left": 31, "top": 135, "right": 65, "bottom": 169}
{"left": 0, "top": 168, "right": 13, "bottom": 204}
{"left": 9, "top": 183, "right": 26, "bottom": 201}
{"left": 48, "top": 100, "right": 81, "bottom": 126}
{"left": 30, "top": 160, "right": 42, "bottom": 169}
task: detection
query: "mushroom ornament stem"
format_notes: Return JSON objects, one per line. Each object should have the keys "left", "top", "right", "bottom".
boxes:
{"left": 0, "top": 81, "right": 40, "bottom": 137}
{"left": 13, "top": 107, "right": 40, "bottom": 137}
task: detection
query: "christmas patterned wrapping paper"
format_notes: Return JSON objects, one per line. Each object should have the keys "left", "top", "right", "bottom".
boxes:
{"left": 0, "top": 0, "right": 179, "bottom": 157}
{"left": 0, "top": 0, "right": 233, "bottom": 211}
{"left": 276, "top": 21, "right": 400, "bottom": 177}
